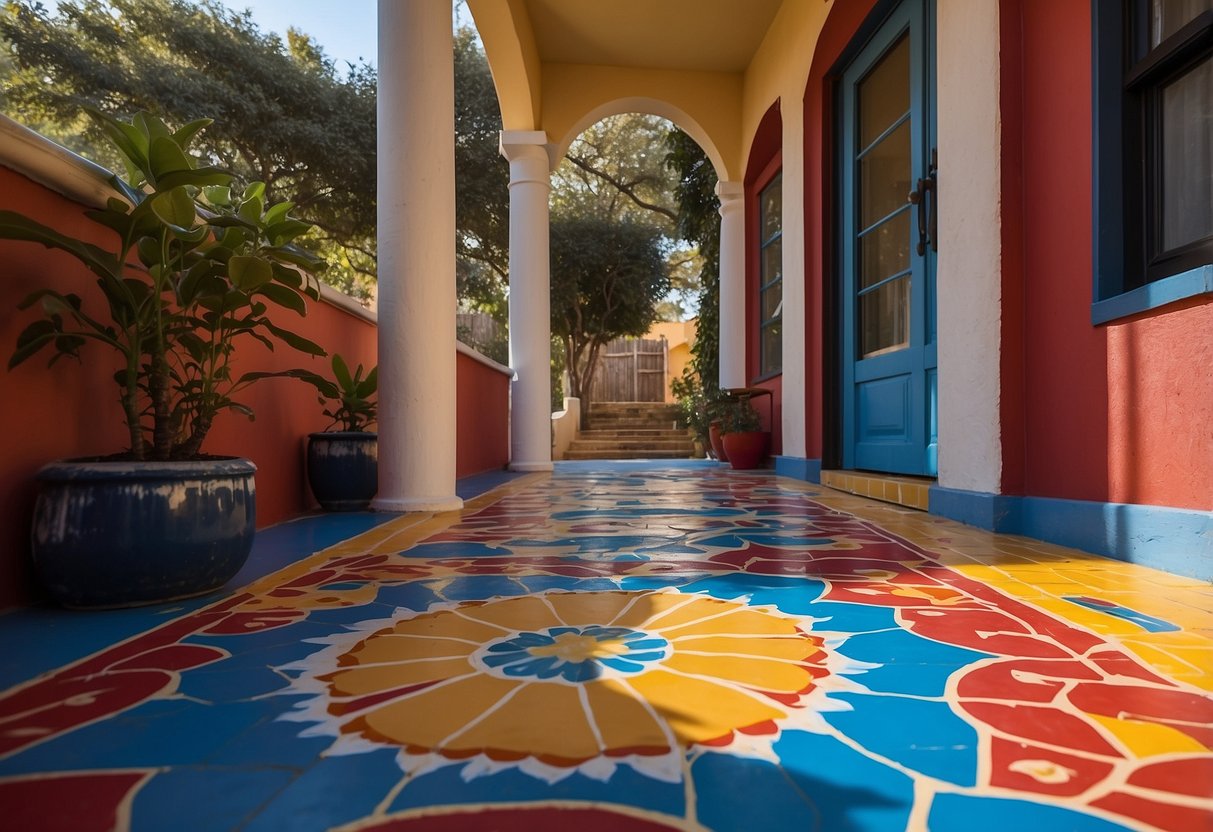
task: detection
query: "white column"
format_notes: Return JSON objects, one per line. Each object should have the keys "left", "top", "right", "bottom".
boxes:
{"left": 780, "top": 98, "right": 807, "bottom": 457}
{"left": 500, "top": 131, "right": 554, "bottom": 472}
{"left": 717, "top": 180, "right": 746, "bottom": 390}
{"left": 372, "top": 0, "right": 463, "bottom": 512}
{"left": 936, "top": 0, "right": 1003, "bottom": 494}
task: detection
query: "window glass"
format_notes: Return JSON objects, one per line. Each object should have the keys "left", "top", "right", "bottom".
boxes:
{"left": 1151, "top": 0, "right": 1213, "bottom": 46}
{"left": 860, "top": 209, "right": 911, "bottom": 288}
{"left": 1095, "top": 0, "right": 1213, "bottom": 305}
{"left": 761, "top": 177, "right": 783, "bottom": 242}
{"left": 860, "top": 277, "right": 910, "bottom": 358}
{"left": 1161, "top": 56, "right": 1213, "bottom": 250}
{"left": 759, "top": 173, "right": 783, "bottom": 376}
{"left": 761, "top": 322, "right": 782, "bottom": 375}
{"left": 859, "top": 35, "right": 910, "bottom": 148}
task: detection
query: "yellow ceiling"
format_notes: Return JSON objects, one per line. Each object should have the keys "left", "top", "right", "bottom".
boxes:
{"left": 523, "top": 0, "right": 784, "bottom": 73}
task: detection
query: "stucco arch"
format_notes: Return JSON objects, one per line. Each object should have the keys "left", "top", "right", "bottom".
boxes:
{"left": 553, "top": 96, "right": 729, "bottom": 182}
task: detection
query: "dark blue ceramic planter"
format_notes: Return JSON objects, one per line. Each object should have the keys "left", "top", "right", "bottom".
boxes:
{"left": 31, "top": 458, "right": 257, "bottom": 608}
{"left": 307, "top": 432, "right": 378, "bottom": 511}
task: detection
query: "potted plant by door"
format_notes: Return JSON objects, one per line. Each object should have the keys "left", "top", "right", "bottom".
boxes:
{"left": 290, "top": 354, "right": 378, "bottom": 511}
{"left": 2, "top": 111, "right": 326, "bottom": 607}
{"left": 719, "top": 395, "right": 770, "bottom": 470}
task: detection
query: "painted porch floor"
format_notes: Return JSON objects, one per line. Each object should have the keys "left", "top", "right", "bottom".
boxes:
{"left": 1, "top": 461, "right": 1210, "bottom": 831}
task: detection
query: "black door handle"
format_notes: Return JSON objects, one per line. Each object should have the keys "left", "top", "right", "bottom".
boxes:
{"left": 907, "top": 148, "right": 938, "bottom": 256}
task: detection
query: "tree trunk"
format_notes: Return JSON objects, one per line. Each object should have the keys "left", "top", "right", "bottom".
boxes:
{"left": 577, "top": 340, "right": 605, "bottom": 431}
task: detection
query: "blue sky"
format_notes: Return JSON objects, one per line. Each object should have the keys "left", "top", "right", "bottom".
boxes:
{"left": 42, "top": 0, "right": 380, "bottom": 68}
{"left": 222, "top": 0, "right": 378, "bottom": 69}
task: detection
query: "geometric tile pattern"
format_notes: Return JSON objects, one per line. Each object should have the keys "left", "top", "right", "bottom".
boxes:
{"left": 0, "top": 464, "right": 1210, "bottom": 831}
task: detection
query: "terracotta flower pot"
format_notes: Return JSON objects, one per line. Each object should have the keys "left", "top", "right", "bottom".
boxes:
{"left": 721, "top": 430, "right": 770, "bottom": 470}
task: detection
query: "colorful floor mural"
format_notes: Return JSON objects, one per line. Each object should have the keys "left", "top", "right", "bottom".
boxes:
{"left": 1, "top": 463, "right": 1211, "bottom": 831}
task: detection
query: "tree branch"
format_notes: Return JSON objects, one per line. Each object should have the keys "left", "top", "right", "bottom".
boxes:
{"left": 564, "top": 153, "right": 677, "bottom": 222}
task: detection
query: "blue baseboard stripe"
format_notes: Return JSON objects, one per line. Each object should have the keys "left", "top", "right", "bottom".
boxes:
{"left": 775, "top": 457, "right": 822, "bottom": 484}
{"left": 928, "top": 486, "right": 1213, "bottom": 582}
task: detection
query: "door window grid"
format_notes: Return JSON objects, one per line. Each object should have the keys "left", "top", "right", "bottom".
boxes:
{"left": 759, "top": 173, "right": 783, "bottom": 376}
{"left": 856, "top": 33, "right": 912, "bottom": 359}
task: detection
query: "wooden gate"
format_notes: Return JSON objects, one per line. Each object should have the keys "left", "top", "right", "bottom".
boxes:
{"left": 588, "top": 337, "right": 668, "bottom": 402}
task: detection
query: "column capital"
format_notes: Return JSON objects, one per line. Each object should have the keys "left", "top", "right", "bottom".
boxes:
{"left": 713, "top": 178, "right": 742, "bottom": 204}
{"left": 500, "top": 130, "right": 555, "bottom": 173}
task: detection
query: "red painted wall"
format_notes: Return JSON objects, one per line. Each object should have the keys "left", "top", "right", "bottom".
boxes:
{"left": 744, "top": 101, "right": 785, "bottom": 454}
{"left": 456, "top": 348, "right": 511, "bottom": 479}
{"left": 0, "top": 166, "right": 509, "bottom": 608}
{"left": 1016, "top": 0, "right": 1213, "bottom": 510}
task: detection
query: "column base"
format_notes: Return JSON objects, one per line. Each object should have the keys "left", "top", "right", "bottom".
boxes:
{"left": 371, "top": 495, "right": 464, "bottom": 513}
{"left": 509, "top": 461, "right": 554, "bottom": 472}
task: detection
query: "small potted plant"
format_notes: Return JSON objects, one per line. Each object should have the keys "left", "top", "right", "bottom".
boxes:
{"left": 2, "top": 110, "right": 326, "bottom": 607}
{"left": 719, "top": 394, "right": 770, "bottom": 470}
{"left": 290, "top": 354, "right": 378, "bottom": 511}
{"left": 670, "top": 370, "right": 709, "bottom": 458}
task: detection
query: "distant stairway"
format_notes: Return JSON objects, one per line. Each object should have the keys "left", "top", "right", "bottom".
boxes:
{"left": 563, "top": 402, "right": 694, "bottom": 460}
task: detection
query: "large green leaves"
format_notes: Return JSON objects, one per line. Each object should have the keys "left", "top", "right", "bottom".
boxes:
{"left": 2, "top": 110, "right": 330, "bottom": 459}
{"left": 229, "top": 255, "right": 273, "bottom": 290}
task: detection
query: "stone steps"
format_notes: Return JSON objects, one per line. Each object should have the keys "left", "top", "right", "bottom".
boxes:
{"left": 563, "top": 402, "right": 694, "bottom": 460}
{"left": 568, "top": 439, "right": 694, "bottom": 452}
{"left": 563, "top": 448, "right": 693, "bottom": 460}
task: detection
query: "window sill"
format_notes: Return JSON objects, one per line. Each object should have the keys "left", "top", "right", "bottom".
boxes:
{"left": 1091, "top": 264, "right": 1213, "bottom": 325}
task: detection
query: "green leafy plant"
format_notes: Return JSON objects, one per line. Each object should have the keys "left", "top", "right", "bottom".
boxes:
{"left": 289, "top": 354, "right": 378, "bottom": 432}
{"left": 719, "top": 395, "right": 762, "bottom": 435}
{"left": 671, "top": 367, "right": 713, "bottom": 444}
{"left": 3, "top": 110, "right": 326, "bottom": 460}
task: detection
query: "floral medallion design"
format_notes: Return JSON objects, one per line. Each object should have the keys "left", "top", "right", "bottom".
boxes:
{"left": 278, "top": 588, "right": 854, "bottom": 783}
{"left": 2, "top": 466, "right": 1211, "bottom": 832}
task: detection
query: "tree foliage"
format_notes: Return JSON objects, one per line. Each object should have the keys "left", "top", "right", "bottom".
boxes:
{"left": 453, "top": 25, "right": 509, "bottom": 302}
{"left": 552, "top": 113, "right": 700, "bottom": 321}
{"left": 664, "top": 127, "right": 721, "bottom": 407}
{"left": 1, "top": 0, "right": 378, "bottom": 297}
{"left": 0, "top": 1, "right": 512, "bottom": 311}
{"left": 550, "top": 216, "right": 670, "bottom": 424}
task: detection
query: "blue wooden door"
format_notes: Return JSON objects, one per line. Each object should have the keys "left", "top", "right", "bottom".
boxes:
{"left": 839, "top": 0, "right": 937, "bottom": 476}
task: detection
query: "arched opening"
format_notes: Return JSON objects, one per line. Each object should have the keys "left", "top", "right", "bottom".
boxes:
{"left": 546, "top": 111, "right": 720, "bottom": 461}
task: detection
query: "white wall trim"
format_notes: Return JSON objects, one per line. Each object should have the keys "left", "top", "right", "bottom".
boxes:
{"left": 0, "top": 115, "right": 113, "bottom": 208}
{"left": 0, "top": 116, "right": 403, "bottom": 341}
{"left": 456, "top": 339, "right": 515, "bottom": 377}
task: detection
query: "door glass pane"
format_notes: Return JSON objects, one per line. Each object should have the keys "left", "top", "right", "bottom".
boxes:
{"left": 859, "top": 35, "right": 911, "bottom": 148}
{"left": 761, "top": 238, "right": 783, "bottom": 289}
{"left": 762, "top": 282, "right": 783, "bottom": 322}
{"left": 860, "top": 208, "right": 911, "bottom": 288}
{"left": 1152, "top": 0, "right": 1213, "bottom": 46}
{"left": 761, "top": 323, "right": 782, "bottom": 375}
{"left": 860, "top": 277, "right": 910, "bottom": 358}
{"left": 860, "top": 121, "right": 912, "bottom": 227}
{"left": 1161, "top": 55, "right": 1213, "bottom": 251}
{"left": 761, "top": 175, "right": 783, "bottom": 242}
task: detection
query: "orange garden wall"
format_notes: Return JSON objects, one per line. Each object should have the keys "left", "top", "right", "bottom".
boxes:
{"left": 0, "top": 165, "right": 509, "bottom": 608}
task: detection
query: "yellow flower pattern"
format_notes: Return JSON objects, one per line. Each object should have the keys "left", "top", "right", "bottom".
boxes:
{"left": 282, "top": 589, "right": 837, "bottom": 782}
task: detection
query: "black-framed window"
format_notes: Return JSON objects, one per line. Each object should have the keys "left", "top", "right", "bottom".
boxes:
{"left": 1092, "top": 1, "right": 1213, "bottom": 322}
{"left": 759, "top": 173, "right": 783, "bottom": 376}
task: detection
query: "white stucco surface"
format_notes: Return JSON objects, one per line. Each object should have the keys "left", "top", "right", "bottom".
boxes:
{"left": 779, "top": 95, "right": 807, "bottom": 457}
{"left": 716, "top": 181, "right": 747, "bottom": 390}
{"left": 501, "top": 131, "right": 556, "bottom": 473}
{"left": 372, "top": 0, "right": 463, "bottom": 512}
{"left": 935, "top": 0, "right": 1004, "bottom": 495}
